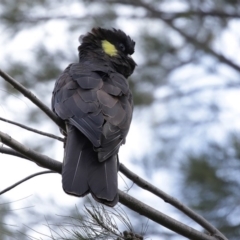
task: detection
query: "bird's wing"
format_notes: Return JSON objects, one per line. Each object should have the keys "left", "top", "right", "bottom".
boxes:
{"left": 94, "top": 70, "right": 134, "bottom": 161}
{"left": 52, "top": 63, "right": 133, "bottom": 160}
{"left": 52, "top": 63, "right": 104, "bottom": 147}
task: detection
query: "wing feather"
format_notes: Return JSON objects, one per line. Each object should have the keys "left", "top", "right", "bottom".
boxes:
{"left": 52, "top": 62, "right": 133, "bottom": 161}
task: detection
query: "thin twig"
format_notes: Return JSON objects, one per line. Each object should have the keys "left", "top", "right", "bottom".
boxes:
{"left": 119, "top": 163, "right": 227, "bottom": 240}
{"left": 0, "top": 130, "right": 221, "bottom": 240}
{"left": 0, "top": 170, "right": 55, "bottom": 195}
{"left": 0, "top": 146, "right": 29, "bottom": 160}
{"left": 157, "top": 82, "right": 240, "bottom": 103}
{"left": 9, "top": 10, "right": 240, "bottom": 26}
{"left": 13, "top": 14, "right": 95, "bottom": 23}
{"left": 114, "top": 0, "right": 240, "bottom": 74}
{"left": 0, "top": 69, "right": 66, "bottom": 131}
{"left": 0, "top": 117, "right": 64, "bottom": 142}
{"left": 104, "top": 1, "right": 240, "bottom": 19}
{"left": 156, "top": 10, "right": 240, "bottom": 19}
{"left": 165, "top": 20, "right": 240, "bottom": 73}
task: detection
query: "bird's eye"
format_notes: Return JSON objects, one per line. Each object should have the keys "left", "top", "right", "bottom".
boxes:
{"left": 119, "top": 43, "right": 125, "bottom": 52}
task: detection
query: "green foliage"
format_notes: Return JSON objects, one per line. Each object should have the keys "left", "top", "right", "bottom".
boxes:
{"left": 180, "top": 134, "right": 240, "bottom": 239}
{"left": 0, "top": 197, "right": 30, "bottom": 239}
{"left": 0, "top": 198, "right": 12, "bottom": 238}
{"left": 35, "top": 201, "right": 145, "bottom": 240}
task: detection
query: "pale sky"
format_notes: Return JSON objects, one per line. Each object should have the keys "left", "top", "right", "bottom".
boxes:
{"left": 1, "top": 3, "right": 240, "bottom": 239}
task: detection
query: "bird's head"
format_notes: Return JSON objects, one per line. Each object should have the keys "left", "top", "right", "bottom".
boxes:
{"left": 78, "top": 27, "right": 136, "bottom": 78}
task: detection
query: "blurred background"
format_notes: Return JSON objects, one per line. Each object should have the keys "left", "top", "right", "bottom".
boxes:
{"left": 0, "top": 0, "right": 240, "bottom": 239}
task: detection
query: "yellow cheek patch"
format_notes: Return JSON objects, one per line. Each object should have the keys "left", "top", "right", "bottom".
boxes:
{"left": 102, "top": 40, "right": 118, "bottom": 56}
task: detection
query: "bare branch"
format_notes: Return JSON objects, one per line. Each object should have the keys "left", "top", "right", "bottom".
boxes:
{"left": 0, "top": 171, "right": 56, "bottom": 195}
{"left": 159, "top": 10, "right": 240, "bottom": 19}
{"left": 111, "top": 0, "right": 240, "bottom": 73}
{"left": 119, "top": 191, "right": 220, "bottom": 240}
{"left": 0, "top": 146, "right": 29, "bottom": 160}
{"left": 104, "top": 1, "right": 240, "bottom": 19}
{"left": 164, "top": 21, "right": 240, "bottom": 73}
{"left": 8, "top": 10, "right": 240, "bottom": 25}
{"left": 13, "top": 14, "right": 97, "bottom": 23}
{"left": 0, "top": 130, "right": 222, "bottom": 240}
{"left": 120, "top": 163, "right": 227, "bottom": 240}
{"left": 0, "top": 69, "right": 66, "bottom": 131}
{"left": 158, "top": 82, "right": 240, "bottom": 103}
{"left": 0, "top": 145, "right": 223, "bottom": 239}
{"left": 0, "top": 117, "right": 64, "bottom": 142}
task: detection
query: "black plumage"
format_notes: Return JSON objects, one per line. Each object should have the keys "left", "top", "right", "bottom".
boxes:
{"left": 52, "top": 27, "right": 136, "bottom": 206}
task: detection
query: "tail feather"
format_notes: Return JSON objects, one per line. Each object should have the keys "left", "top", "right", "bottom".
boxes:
{"left": 62, "top": 124, "right": 89, "bottom": 196}
{"left": 62, "top": 124, "right": 118, "bottom": 206}
{"left": 88, "top": 155, "right": 118, "bottom": 200}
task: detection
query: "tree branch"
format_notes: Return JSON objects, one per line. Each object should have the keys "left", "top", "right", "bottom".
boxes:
{"left": 0, "top": 171, "right": 56, "bottom": 195}
{"left": 163, "top": 20, "right": 240, "bottom": 73}
{"left": 2, "top": 145, "right": 222, "bottom": 238}
{"left": 0, "top": 131, "right": 62, "bottom": 172}
{"left": 0, "top": 131, "right": 222, "bottom": 240}
{"left": 0, "top": 146, "right": 224, "bottom": 239}
{"left": 0, "top": 69, "right": 66, "bottom": 131}
{"left": 0, "top": 146, "right": 29, "bottom": 160}
{"left": 119, "top": 163, "right": 227, "bottom": 240}
{"left": 0, "top": 117, "right": 64, "bottom": 142}
{"left": 12, "top": 14, "right": 97, "bottom": 23}
{"left": 158, "top": 10, "right": 240, "bottom": 19}
{"left": 157, "top": 82, "right": 240, "bottom": 103}
{"left": 10, "top": 10, "right": 240, "bottom": 24}
{"left": 104, "top": 1, "right": 240, "bottom": 19}
{"left": 119, "top": 191, "right": 219, "bottom": 240}
{"left": 111, "top": 0, "right": 240, "bottom": 74}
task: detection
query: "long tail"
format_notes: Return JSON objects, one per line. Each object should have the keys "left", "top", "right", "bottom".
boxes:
{"left": 62, "top": 124, "right": 118, "bottom": 207}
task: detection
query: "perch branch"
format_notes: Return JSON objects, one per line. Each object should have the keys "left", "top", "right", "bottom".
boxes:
{"left": 1, "top": 146, "right": 219, "bottom": 238}
{"left": 0, "top": 146, "right": 29, "bottom": 159}
{"left": 119, "top": 190, "right": 219, "bottom": 240}
{"left": 120, "top": 163, "right": 227, "bottom": 240}
{"left": 0, "top": 131, "right": 221, "bottom": 240}
{"left": 0, "top": 131, "right": 62, "bottom": 172}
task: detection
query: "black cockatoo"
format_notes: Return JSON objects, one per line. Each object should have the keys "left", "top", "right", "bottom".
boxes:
{"left": 52, "top": 28, "right": 136, "bottom": 206}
